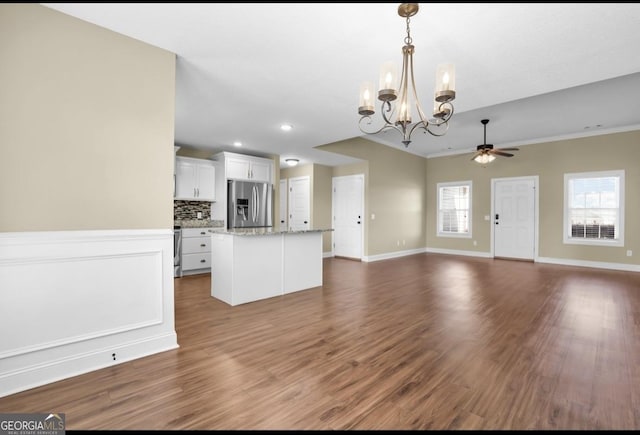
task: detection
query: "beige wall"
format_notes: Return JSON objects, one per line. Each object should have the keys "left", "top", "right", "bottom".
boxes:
{"left": 317, "top": 138, "right": 426, "bottom": 256}
{"left": 426, "top": 130, "right": 640, "bottom": 265}
{"left": 332, "top": 161, "right": 369, "bottom": 178}
{"left": 313, "top": 164, "right": 333, "bottom": 253}
{"left": 0, "top": 4, "right": 175, "bottom": 232}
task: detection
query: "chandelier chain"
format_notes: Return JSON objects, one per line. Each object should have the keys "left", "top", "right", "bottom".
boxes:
{"left": 404, "top": 16, "right": 412, "bottom": 45}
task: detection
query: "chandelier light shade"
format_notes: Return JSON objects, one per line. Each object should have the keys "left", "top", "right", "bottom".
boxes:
{"left": 358, "top": 3, "right": 456, "bottom": 147}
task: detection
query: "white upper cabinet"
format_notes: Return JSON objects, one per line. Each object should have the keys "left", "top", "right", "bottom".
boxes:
{"left": 249, "top": 158, "right": 272, "bottom": 183}
{"left": 226, "top": 157, "right": 252, "bottom": 181}
{"left": 220, "top": 152, "right": 273, "bottom": 183}
{"left": 175, "top": 156, "right": 216, "bottom": 201}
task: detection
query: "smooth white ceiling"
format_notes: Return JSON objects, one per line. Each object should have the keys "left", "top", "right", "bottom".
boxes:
{"left": 42, "top": 3, "right": 640, "bottom": 167}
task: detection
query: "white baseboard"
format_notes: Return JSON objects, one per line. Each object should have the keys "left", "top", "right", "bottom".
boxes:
{"left": 346, "top": 244, "right": 637, "bottom": 273}
{"left": 0, "top": 229, "right": 178, "bottom": 398}
{"left": 363, "top": 248, "right": 427, "bottom": 262}
{"left": 323, "top": 251, "right": 334, "bottom": 258}
{"left": 536, "top": 256, "right": 640, "bottom": 273}
{"left": 425, "top": 247, "right": 493, "bottom": 258}
{"left": 0, "top": 332, "right": 178, "bottom": 398}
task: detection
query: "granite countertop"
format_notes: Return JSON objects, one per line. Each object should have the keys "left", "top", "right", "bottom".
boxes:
{"left": 209, "top": 226, "right": 333, "bottom": 236}
{"left": 175, "top": 219, "right": 225, "bottom": 229}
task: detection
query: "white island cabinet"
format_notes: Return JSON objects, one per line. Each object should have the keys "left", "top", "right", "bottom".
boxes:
{"left": 209, "top": 228, "right": 331, "bottom": 306}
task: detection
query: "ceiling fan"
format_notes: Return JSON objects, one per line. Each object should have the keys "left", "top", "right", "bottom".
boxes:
{"left": 471, "top": 119, "right": 519, "bottom": 164}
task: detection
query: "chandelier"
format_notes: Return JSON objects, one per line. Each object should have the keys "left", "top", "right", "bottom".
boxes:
{"left": 358, "top": 3, "right": 456, "bottom": 147}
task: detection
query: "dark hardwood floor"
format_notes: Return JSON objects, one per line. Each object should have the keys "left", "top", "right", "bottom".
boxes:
{"left": 2, "top": 253, "right": 640, "bottom": 430}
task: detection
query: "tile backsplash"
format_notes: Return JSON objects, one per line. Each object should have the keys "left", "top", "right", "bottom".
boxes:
{"left": 174, "top": 200, "right": 211, "bottom": 220}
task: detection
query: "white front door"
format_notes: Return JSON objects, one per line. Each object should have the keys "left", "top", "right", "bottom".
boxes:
{"left": 289, "top": 176, "right": 310, "bottom": 231}
{"left": 279, "top": 178, "right": 288, "bottom": 228}
{"left": 332, "top": 174, "right": 364, "bottom": 259}
{"left": 493, "top": 176, "right": 537, "bottom": 260}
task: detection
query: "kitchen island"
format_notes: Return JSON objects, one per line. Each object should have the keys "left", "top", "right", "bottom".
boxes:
{"left": 209, "top": 227, "right": 332, "bottom": 306}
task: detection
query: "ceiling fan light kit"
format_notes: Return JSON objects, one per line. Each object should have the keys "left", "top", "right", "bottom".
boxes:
{"left": 471, "top": 119, "right": 519, "bottom": 164}
{"left": 358, "top": 3, "right": 456, "bottom": 148}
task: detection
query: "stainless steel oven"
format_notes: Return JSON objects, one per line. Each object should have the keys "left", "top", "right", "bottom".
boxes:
{"left": 174, "top": 228, "right": 182, "bottom": 277}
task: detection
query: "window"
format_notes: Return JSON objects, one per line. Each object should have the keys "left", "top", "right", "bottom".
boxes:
{"left": 564, "top": 170, "right": 624, "bottom": 246}
{"left": 437, "top": 181, "right": 472, "bottom": 238}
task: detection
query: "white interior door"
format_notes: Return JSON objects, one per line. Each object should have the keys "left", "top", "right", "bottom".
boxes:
{"left": 493, "top": 177, "right": 537, "bottom": 260}
{"left": 279, "top": 178, "right": 288, "bottom": 228}
{"left": 332, "top": 174, "right": 364, "bottom": 259}
{"left": 289, "top": 176, "right": 310, "bottom": 231}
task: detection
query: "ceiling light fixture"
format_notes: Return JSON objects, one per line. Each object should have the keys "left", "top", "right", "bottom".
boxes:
{"left": 285, "top": 158, "right": 299, "bottom": 167}
{"left": 233, "top": 141, "right": 242, "bottom": 147}
{"left": 471, "top": 119, "right": 519, "bottom": 164}
{"left": 473, "top": 153, "right": 496, "bottom": 165}
{"left": 358, "top": 3, "right": 456, "bottom": 148}
{"left": 280, "top": 124, "right": 293, "bottom": 131}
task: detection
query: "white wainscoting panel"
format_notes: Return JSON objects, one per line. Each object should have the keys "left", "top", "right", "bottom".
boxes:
{"left": 0, "top": 229, "right": 178, "bottom": 398}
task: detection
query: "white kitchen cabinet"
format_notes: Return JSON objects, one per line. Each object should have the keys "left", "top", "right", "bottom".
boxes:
{"left": 248, "top": 158, "right": 272, "bottom": 182}
{"left": 181, "top": 227, "right": 215, "bottom": 275}
{"left": 223, "top": 152, "right": 273, "bottom": 183}
{"left": 175, "top": 157, "right": 216, "bottom": 201}
{"left": 225, "top": 157, "right": 251, "bottom": 181}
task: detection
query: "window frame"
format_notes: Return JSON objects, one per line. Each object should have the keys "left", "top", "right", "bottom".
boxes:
{"left": 563, "top": 170, "right": 625, "bottom": 247}
{"left": 437, "top": 180, "right": 472, "bottom": 238}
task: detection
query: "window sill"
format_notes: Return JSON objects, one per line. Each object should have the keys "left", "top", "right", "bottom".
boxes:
{"left": 563, "top": 237, "right": 624, "bottom": 247}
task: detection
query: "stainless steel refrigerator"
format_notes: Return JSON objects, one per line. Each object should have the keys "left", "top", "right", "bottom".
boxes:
{"left": 227, "top": 180, "right": 273, "bottom": 228}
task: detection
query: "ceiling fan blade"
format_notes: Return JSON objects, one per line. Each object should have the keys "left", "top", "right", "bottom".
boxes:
{"left": 492, "top": 151, "right": 514, "bottom": 157}
{"left": 470, "top": 152, "right": 482, "bottom": 161}
{"left": 498, "top": 147, "right": 519, "bottom": 151}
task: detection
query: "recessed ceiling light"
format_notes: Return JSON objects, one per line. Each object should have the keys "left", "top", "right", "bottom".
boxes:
{"left": 280, "top": 124, "right": 293, "bottom": 132}
{"left": 233, "top": 141, "right": 242, "bottom": 147}
{"left": 285, "top": 158, "right": 299, "bottom": 167}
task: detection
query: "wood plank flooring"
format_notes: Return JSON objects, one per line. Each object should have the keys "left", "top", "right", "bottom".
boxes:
{"left": 2, "top": 253, "right": 640, "bottom": 430}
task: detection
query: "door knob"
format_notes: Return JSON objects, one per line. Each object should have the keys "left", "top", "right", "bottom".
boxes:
{"left": 304, "top": 221, "right": 308, "bottom": 224}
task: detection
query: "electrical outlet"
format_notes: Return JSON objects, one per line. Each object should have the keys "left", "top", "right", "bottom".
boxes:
{"left": 627, "top": 250, "right": 632, "bottom": 257}
{"left": 197, "top": 212, "right": 202, "bottom": 219}
{"left": 397, "top": 240, "right": 400, "bottom": 246}
{"left": 473, "top": 240, "right": 477, "bottom": 246}
{"left": 371, "top": 213, "right": 376, "bottom": 220}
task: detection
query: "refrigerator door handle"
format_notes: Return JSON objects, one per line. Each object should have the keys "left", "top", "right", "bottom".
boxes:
{"left": 252, "top": 185, "right": 257, "bottom": 223}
